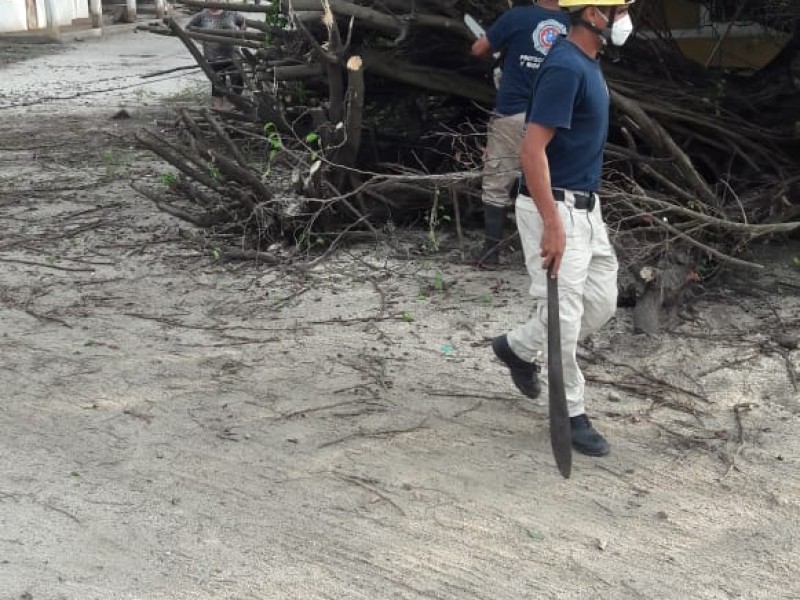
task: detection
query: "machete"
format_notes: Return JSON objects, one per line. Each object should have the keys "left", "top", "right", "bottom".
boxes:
{"left": 547, "top": 268, "right": 572, "bottom": 479}
{"left": 463, "top": 14, "right": 502, "bottom": 89}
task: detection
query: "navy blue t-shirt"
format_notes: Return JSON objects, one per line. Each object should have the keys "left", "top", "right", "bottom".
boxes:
{"left": 486, "top": 6, "right": 569, "bottom": 116}
{"left": 525, "top": 38, "right": 609, "bottom": 192}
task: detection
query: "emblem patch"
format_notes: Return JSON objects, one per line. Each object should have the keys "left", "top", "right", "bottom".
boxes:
{"left": 532, "top": 19, "right": 567, "bottom": 55}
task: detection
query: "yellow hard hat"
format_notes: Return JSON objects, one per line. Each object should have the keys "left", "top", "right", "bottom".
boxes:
{"left": 559, "top": 0, "right": 635, "bottom": 8}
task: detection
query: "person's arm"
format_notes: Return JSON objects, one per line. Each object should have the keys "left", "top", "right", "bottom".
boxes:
{"left": 521, "top": 65, "right": 580, "bottom": 277}
{"left": 473, "top": 11, "right": 512, "bottom": 59}
{"left": 471, "top": 36, "right": 493, "bottom": 59}
{"left": 520, "top": 125, "right": 564, "bottom": 276}
{"left": 186, "top": 11, "right": 203, "bottom": 28}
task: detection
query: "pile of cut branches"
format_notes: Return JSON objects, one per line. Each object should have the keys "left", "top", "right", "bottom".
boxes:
{"left": 135, "top": 0, "right": 800, "bottom": 326}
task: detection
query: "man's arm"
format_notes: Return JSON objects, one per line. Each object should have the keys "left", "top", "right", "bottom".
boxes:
{"left": 520, "top": 123, "right": 565, "bottom": 277}
{"left": 473, "top": 11, "right": 512, "bottom": 59}
{"left": 471, "top": 36, "right": 493, "bottom": 59}
{"left": 186, "top": 12, "right": 203, "bottom": 28}
{"left": 522, "top": 63, "right": 580, "bottom": 277}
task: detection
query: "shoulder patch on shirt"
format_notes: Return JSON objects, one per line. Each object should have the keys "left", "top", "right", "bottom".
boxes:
{"left": 532, "top": 20, "right": 568, "bottom": 55}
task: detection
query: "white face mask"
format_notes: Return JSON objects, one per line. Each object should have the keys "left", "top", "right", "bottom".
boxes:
{"left": 598, "top": 10, "right": 634, "bottom": 47}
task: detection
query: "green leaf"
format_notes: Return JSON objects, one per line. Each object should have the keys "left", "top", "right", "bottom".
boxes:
{"left": 305, "top": 132, "right": 320, "bottom": 144}
{"left": 433, "top": 271, "right": 444, "bottom": 292}
{"left": 160, "top": 171, "right": 177, "bottom": 186}
{"left": 402, "top": 312, "right": 415, "bottom": 323}
{"left": 526, "top": 529, "right": 545, "bottom": 541}
{"left": 267, "top": 134, "right": 282, "bottom": 150}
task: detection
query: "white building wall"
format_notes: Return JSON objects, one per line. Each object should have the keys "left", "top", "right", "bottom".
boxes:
{"left": 0, "top": 0, "right": 29, "bottom": 33}
{"left": 0, "top": 0, "right": 91, "bottom": 33}
{"left": 72, "top": 0, "right": 90, "bottom": 21}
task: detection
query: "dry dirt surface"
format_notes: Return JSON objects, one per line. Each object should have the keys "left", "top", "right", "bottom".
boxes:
{"left": 1, "top": 34, "right": 800, "bottom": 600}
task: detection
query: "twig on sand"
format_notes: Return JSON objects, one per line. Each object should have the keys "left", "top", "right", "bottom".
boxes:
{"left": 123, "top": 408, "right": 155, "bottom": 424}
{"left": 332, "top": 383, "right": 381, "bottom": 398}
{"left": 594, "top": 464, "right": 650, "bottom": 496}
{"left": 333, "top": 472, "right": 406, "bottom": 516}
{"left": 422, "top": 388, "right": 544, "bottom": 416}
{"left": 318, "top": 417, "right": 428, "bottom": 449}
{"left": 451, "top": 188, "right": 465, "bottom": 260}
{"left": 783, "top": 352, "right": 798, "bottom": 392}
{"left": 141, "top": 64, "right": 201, "bottom": 79}
{"left": 723, "top": 402, "right": 755, "bottom": 479}
{"left": 40, "top": 501, "right": 81, "bottom": 524}
{"left": 592, "top": 498, "right": 616, "bottom": 516}
{"left": 452, "top": 400, "right": 482, "bottom": 417}
{"left": 583, "top": 375, "right": 705, "bottom": 416}
{"left": 425, "top": 389, "right": 520, "bottom": 403}
{"left": 582, "top": 351, "right": 709, "bottom": 403}
{"left": 0, "top": 257, "right": 95, "bottom": 272}
{"left": 276, "top": 400, "right": 363, "bottom": 421}
{"left": 368, "top": 277, "right": 387, "bottom": 318}
{"left": 22, "top": 308, "right": 71, "bottom": 328}
{"left": 733, "top": 402, "right": 753, "bottom": 444}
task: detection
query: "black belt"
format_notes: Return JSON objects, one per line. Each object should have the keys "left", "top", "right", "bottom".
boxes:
{"left": 552, "top": 188, "right": 596, "bottom": 211}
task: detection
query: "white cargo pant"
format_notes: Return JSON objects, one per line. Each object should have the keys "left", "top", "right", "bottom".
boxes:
{"left": 482, "top": 112, "right": 526, "bottom": 209}
{"left": 507, "top": 191, "right": 618, "bottom": 417}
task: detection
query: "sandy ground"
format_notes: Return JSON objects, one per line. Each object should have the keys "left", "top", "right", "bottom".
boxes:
{"left": 1, "top": 33, "right": 800, "bottom": 600}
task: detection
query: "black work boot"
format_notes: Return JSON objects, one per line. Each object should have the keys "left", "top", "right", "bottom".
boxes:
{"left": 492, "top": 334, "right": 541, "bottom": 399}
{"left": 470, "top": 204, "right": 506, "bottom": 269}
{"left": 570, "top": 414, "right": 610, "bottom": 456}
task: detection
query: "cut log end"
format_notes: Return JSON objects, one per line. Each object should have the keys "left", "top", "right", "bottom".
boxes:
{"left": 347, "top": 55, "right": 363, "bottom": 71}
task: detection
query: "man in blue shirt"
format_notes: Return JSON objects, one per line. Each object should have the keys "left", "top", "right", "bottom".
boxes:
{"left": 491, "top": 0, "right": 636, "bottom": 456}
{"left": 471, "top": 0, "right": 569, "bottom": 269}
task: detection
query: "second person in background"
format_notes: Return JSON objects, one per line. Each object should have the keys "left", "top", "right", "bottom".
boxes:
{"left": 186, "top": 3, "right": 247, "bottom": 111}
{"left": 471, "top": 0, "right": 569, "bottom": 269}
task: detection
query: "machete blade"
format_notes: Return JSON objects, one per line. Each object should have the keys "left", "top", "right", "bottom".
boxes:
{"left": 547, "top": 271, "right": 572, "bottom": 479}
{"left": 463, "top": 14, "right": 501, "bottom": 87}
{"left": 463, "top": 14, "right": 486, "bottom": 40}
